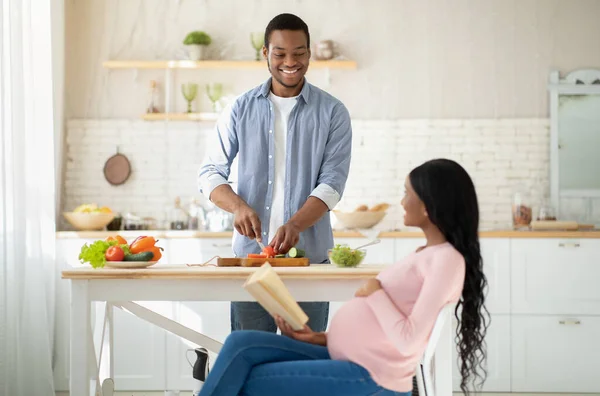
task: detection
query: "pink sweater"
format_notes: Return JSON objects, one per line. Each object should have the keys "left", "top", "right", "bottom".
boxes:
{"left": 326, "top": 242, "right": 466, "bottom": 392}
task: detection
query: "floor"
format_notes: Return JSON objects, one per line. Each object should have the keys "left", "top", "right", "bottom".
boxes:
{"left": 55, "top": 392, "right": 600, "bottom": 396}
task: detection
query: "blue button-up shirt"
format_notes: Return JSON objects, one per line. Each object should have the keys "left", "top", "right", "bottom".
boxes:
{"left": 198, "top": 78, "right": 352, "bottom": 263}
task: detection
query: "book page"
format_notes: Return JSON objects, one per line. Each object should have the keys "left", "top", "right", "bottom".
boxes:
{"left": 243, "top": 263, "right": 308, "bottom": 330}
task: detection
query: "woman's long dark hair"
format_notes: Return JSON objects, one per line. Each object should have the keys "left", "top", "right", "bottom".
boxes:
{"left": 409, "top": 158, "right": 489, "bottom": 395}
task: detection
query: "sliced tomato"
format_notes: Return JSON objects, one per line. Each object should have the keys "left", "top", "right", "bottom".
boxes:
{"left": 261, "top": 246, "right": 275, "bottom": 258}
{"left": 247, "top": 253, "right": 267, "bottom": 259}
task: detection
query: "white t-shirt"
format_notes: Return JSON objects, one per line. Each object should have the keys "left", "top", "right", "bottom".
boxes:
{"left": 268, "top": 91, "right": 298, "bottom": 242}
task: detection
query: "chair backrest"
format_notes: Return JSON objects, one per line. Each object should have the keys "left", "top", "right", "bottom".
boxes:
{"left": 415, "top": 303, "right": 455, "bottom": 396}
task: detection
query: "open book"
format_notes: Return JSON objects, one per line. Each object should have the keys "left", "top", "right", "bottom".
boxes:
{"left": 243, "top": 262, "right": 309, "bottom": 331}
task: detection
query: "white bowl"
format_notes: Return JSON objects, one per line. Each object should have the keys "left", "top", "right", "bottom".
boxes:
{"left": 63, "top": 212, "right": 115, "bottom": 231}
{"left": 332, "top": 210, "right": 386, "bottom": 229}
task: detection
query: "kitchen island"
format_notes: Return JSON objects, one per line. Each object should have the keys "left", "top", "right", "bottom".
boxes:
{"left": 61, "top": 264, "right": 454, "bottom": 396}
{"left": 54, "top": 229, "right": 600, "bottom": 394}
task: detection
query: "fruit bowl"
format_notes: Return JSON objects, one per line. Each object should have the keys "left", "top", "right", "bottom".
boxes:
{"left": 332, "top": 210, "right": 386, "bottom": 229}
{"left": 63, "top": 212, "right": 116, "bottom": 231}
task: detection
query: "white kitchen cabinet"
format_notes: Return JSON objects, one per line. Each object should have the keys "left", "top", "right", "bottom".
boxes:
{"left": 452, "top": 314, "right": 511, "bottom": 393}
{"left": 511, "top": 315, "right": 600, "bottom": 393}
{"left": 480, "top": 239, "right": 511, "bottom": 315}
{"left": 199, "top": 237, "right": 233, "bottom": 261}
{"left": 167, "top": 237, "right": 232, "bottom": 265}
{"left": 112, "top": 303, "right": 168, "bottom": 390}
{"left": 511, "top": 238, "right": 600, "bottom": 315}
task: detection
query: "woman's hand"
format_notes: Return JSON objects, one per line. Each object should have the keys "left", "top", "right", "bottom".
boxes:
{"left": 275, "top": 315, "right": 327, "bottom": 346}
{"left": 354, "top": 278, "right": 383, "bottom": 297}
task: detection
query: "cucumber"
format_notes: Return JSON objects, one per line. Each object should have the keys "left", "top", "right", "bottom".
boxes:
{"left": 288, "top": 247, "right": 305, "bottom": 258}
{"left": 274, "top": 254, "right": 286, "bottom": 258}
{"left": 123, "top": 251, "right": 154, "bottom": 262}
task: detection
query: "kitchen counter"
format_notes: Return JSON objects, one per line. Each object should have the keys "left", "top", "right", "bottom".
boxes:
{"left": 55, "top": 229, "right": 600, "bottom": 239}
{"left": 61, "top": 263, "right": 383, "bottom": 280}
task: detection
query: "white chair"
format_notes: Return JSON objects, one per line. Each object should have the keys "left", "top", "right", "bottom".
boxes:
{"left": 415, "top": 303, "right": 455, "bottom": 396}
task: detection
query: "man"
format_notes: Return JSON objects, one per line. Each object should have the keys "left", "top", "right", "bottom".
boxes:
{"left": 198, "top": 13, "right": 352, "bottom": 333}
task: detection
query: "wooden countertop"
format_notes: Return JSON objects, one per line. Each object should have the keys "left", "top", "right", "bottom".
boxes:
{"left": 56, "top": 229, "right": 600, "bottom": 239}
{"left": 61, "top": 264, "right": 383, "bottom": 280}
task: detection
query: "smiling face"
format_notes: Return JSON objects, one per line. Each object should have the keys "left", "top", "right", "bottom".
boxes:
{"left": 263, "top": 29, "right": 310, "bottom": 96}
{"left": 401, "top": 176, "right": 429, "bottom": 228}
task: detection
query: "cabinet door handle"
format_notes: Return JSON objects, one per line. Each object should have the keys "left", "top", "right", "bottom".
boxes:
{"left": 212, "top": 243, "right": 232, "bottom": 248}
{"left": 558, "top": 242, "right": 580, "bottom": 248}
{"left": 559, "top": 319, "right": 581, "bottom": 325}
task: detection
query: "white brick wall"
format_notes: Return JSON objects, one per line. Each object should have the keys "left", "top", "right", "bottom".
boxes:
{"left": 62, "top": 118, "right": 550, "bottom": 231}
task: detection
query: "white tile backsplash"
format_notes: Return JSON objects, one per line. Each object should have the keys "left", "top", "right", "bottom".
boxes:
{"left": 62, "top": 118, "right": 550, "bottom": 231}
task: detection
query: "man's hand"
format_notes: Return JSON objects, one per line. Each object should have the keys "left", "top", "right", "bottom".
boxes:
{"left": 233, "top": 204, "right": 262, "bottom": 241}
{"left": 354, "top": 278, "right": 383, "bottom": 297}
{"left": 269, "top": 222, "right": 300, "bottom": 254}
{"left": 275, "top": 315, "right": 327, "bottom": 346}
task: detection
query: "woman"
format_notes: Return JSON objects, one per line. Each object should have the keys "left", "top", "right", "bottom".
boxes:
{"left": 199, "top": 158, "right": 489, "bottom": 396}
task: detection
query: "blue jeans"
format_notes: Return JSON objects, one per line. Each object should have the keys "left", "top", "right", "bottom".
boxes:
{"left": 231, "top": 301, "right": 329, "bottom": 332}
{"left": 199, "top": 330, "right": 410, "bottom": 396}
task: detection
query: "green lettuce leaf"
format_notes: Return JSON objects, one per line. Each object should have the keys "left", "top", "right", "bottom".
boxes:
{"left": 78, "top": 239, "right": 130, "bottom": 268}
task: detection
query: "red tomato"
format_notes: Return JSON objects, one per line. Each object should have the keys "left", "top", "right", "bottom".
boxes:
{"left": 105, "top": 245, "right": 125, "bottom": 262}
{"left": 261, "top": 246, "right": 275, "bottom": 258}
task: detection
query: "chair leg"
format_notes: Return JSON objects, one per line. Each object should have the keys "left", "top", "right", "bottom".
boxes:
{"left": 415, "top": 364, "right": 426, "bottom": 396}
{"left": 412, "top": 375, "right": 419, "bottom": 396}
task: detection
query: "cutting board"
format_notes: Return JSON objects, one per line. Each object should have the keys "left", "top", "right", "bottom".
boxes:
{"left": 217, "top": 257, "right": 310, "bottom": 267}
{"left": 530, "top": 220, "right": 595, "bottom": 230}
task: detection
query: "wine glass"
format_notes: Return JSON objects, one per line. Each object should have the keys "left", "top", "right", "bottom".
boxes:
{"left": 181, "top": 83, "right": 198, "bottom": 113}
{"left": 250, "top": 32, "right": 264, "bottom": 61}
{"left": 206, "top": 83, "right": 223, "bottom": 112}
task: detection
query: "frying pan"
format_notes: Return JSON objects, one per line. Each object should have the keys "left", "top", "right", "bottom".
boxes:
{"left": 103, "top": 147, "right": 131, "bottom": 186}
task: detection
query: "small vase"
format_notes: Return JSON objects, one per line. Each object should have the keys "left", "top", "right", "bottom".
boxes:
{"left": 187, "top": 45, "right": 205, "bottom": 61}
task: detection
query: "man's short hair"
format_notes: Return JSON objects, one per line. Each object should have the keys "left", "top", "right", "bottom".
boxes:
{"left": 264, "top": 13, "right": 310, "bottom": 49}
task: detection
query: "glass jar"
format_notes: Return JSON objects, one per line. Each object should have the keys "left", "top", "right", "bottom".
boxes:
{"left": 187, "top": 198, "right": 206, "bottom": 230}
{"left": 167, "top": 197, "right": 189, "bottom": 230}
{"left": 123, "top": 213, "right": 145, "bottom": 230}
{"left": 537, "top": 199, "right": 557, "bottom": 221}
{"left": 512, "top": 192, "right": 533, "bottom": 229}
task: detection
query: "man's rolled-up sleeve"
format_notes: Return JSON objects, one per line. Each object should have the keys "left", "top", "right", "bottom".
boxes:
{"left": 309, "top": 102, "right": 352, "bottom": 210}
{"left": 197, "top": 103, "right": 239, "bottom": 200}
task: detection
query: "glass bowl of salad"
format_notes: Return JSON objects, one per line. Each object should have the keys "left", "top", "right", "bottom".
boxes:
{"left": 328, "top": 244, "right": 366, "bottom": 268}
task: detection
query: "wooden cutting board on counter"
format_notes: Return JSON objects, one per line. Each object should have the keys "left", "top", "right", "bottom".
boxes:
{"left": 530, "top": 220, "right": 595, "bottom": 230}
{"left": 217, "top": 257, "right": 310, "bottom": 267}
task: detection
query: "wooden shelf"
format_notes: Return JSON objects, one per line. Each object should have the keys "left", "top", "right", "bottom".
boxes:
{"left": 103, "top": 59, "right": 357, "bottom": 70}
{"left": 142, "top": 113, "right": 219, "bottom": 122}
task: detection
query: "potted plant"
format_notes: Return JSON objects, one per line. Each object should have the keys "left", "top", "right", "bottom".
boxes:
{"left": 183, "top": 31, "right": 212, "bottom": 61}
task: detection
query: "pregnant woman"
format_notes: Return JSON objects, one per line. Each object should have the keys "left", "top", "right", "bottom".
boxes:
{"left": 199, "top": 158, "right": 489, "bottom": 396}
